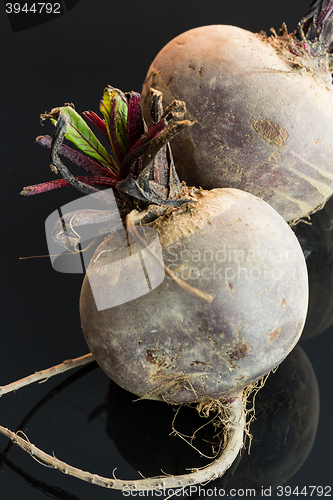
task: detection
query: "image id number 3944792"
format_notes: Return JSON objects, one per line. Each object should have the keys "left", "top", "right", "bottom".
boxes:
{"left": 276, "top": 486, "right": 332, "bottom": 496}
{"left": 5, "top": 3, "right": 61, "bottom": 13}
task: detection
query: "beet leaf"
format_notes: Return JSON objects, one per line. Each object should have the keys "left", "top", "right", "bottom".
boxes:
{"left": 99, "top": 87, "right": 128, "bottom": 164}
{"left": 43, "top": 106, "right": 118, "bottom": 173}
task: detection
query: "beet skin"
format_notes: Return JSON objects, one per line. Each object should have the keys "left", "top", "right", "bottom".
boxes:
{"left": 80, "top": 188, "right": 308, "bottom": 404}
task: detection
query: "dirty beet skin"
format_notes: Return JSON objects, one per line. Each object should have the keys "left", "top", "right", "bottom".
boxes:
{"left": 80, "top": 188, "right": 308, "bottom": 404}
{"left": 142, "top": 22, "right": 333, "bottom": 223}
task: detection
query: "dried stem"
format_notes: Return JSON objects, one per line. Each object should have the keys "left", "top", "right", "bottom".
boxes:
{"left": 297, "top": 0, "right": 333, "bottom": 53}
{"left": 0, "top": 353, "right": 95, "bottom": 397}
{"left": 50, "top": 115, "right": 100, "bottom": 196}
{"left": 0, "top": 392, "right": 245, "bottom": 490}
{"left": 50, "top": 115, "right": 114, "bottom": 205}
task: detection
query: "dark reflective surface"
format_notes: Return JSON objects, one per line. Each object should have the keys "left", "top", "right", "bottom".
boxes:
{"left": 209, "top": 345, "right": 320, "bottom": 493}
{"left": 1, "top": 1, "right": 332, "bottom": 498}
{"left": 294, "top": 198, "right": 333, "bottom": 339}
{"left": 105, "top": 343, "right": 319, "bottom": 487}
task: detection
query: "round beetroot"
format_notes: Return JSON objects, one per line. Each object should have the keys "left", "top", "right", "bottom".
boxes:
{"left": 141, "top": 11, "right": 333, "bottom": 223}
{"left": 21, "top": 81, "right": 311, "bottom": 490}
{"left": 80, "top": 188, "right": 308, "bottom": 404}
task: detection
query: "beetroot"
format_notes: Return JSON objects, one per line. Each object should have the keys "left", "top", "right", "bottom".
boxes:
{"left": 80, "top": 187, "right": 308, "bottom": 404}
{"left": 141, "top": 1, "right": 333, "bottom": 223}
{"left": 19, "top": 82, "right": 309, "bottom": 489}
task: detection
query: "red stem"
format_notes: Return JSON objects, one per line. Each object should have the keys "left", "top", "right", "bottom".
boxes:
{"left": 21, "top": 176, "right": 117, "bottom": 196}
{"left": 37, "top": 135, "right": 119, "bottom": 180}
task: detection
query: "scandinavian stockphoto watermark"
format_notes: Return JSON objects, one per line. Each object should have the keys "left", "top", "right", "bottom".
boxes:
{"left": 44, "top": 189, "right": 296, "bottom": 309}
{"left": 44, "top": 188, "right": 165, "bottom": 311}
{"left": 164, "top": 244, "right": 297, "bottom": 283}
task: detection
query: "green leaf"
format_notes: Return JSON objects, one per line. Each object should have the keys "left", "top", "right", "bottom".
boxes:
{"left": 53, "top": 106, "right": 119, "bottom": 172}
{"left": 100, "top": 87, "right": 128, "bottom": 161}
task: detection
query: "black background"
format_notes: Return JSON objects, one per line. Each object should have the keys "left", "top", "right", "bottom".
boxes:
{"left": 0, "top": 1, "right": 332, "bottom": 499}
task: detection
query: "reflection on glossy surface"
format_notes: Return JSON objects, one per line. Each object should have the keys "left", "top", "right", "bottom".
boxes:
{"left": 106, "top": 344, "right": 319, "bottom": 490}
{"left": 0, "top": 341, "right": 323, "bottom": 498}
{"left": 106, "top": 381, "right": 217, "bottom": 476}
{"left": 200, "top": 344, "right": 320, "bottom": 494}
{"left": 294, "top": 198, "right": 333, "bottom": 339}
{"left": 1, "top": 0, "right": 331, "bottom": 497}
{"left": 0, "top": 451, "right": 82, "bottom": 500}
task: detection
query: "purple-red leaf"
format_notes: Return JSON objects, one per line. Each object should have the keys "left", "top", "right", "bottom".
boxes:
{"left": 42, "top": 106, "right": 119, "bottom": 173}
{"left": 131, "top": 119, "right": 167, "bottom": 152}
{"left": 82, "top": 111, "right": 109, "bottom": 143}
{"left": 100, "top": 87, "right": 128, "bottom": 165}
{"left": 21, "top": 176, "right": 117, "bottom": 196}
{"left": 126, "top": 92, "right": 145, "bottom": 150}
{"left": 37, "top": 135, "right": 119, "bottom": 181}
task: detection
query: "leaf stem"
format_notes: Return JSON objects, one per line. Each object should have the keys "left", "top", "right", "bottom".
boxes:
{"left": 297, "top": 0, "right": 333, "bottom": 54}
{"left": 20, "top": 176, "right": 117, "bottom": 196}
{"left": 50, "top": 114, "right": 116, "bottom": 205}
{"left": 37, "top": 135, "right": 118, "bottom": 179}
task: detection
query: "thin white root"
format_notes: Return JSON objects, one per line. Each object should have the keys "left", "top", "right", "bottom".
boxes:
{"left": 0, "top": 353, "right": 95, "bottom": 397}
{"left": 0, "top": 393, "right": 245, "bottom": 490}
